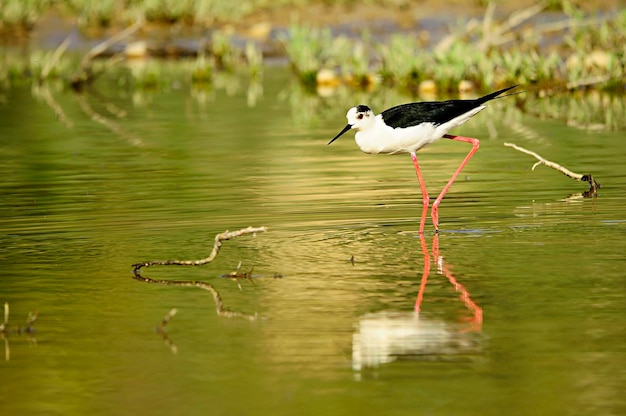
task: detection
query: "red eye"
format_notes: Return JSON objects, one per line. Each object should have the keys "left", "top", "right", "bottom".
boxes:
{"left": 357, "top": 114, "right": 364, "bottom": 120}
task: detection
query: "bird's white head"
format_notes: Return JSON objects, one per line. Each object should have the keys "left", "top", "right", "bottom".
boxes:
{"left": 347, "top": 105, "right": 375, "bottom": 130}
{"left": 328, "top": 105, "right": 375, "bottom": 145}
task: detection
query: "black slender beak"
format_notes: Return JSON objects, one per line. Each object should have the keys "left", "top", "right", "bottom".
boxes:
{"left": 328, "top": 124, "right": 352, "bottom": 145}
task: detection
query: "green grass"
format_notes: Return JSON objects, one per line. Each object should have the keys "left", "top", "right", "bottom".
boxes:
{"left": 282, "top": 4, "right": 625, "bottom": 93}
{"left": 0, "top": 0, "right": 52, "bottom": 31}
{"left": 0, "top": 1, "right": 624, "bottom": 94}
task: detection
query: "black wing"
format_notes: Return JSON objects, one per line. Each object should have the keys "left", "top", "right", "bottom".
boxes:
{"left": 380, "top": 85, "right": 518, "bottom": 129}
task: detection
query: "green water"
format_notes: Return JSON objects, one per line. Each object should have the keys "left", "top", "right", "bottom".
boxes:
{"left": 1, "top": 66, "right": 625, "bottom": 415}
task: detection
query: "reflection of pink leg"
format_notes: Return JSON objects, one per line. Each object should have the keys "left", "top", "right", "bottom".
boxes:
{"left": 411, "top": 152, "right": 430, "bottom": 234}
{"left": 431, "top": 135, "right": 479, "bottom": 232}
{"left": 414, "top": 236, "right": 431, "bottom": 313}
{"left": 432, "top": 234, "right": 483, "bottom": 330}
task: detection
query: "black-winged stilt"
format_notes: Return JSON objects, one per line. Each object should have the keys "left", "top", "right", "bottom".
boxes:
{"left": 328, "top": 85, "right": 519, "bottom": 234}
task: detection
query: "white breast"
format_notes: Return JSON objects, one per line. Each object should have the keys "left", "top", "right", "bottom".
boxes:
{"left": 354, "top": 107, "right": 486, "bottom": 155}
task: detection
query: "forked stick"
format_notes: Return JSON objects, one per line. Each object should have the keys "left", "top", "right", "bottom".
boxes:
{"left": 504, "top": 142, "right": 599, "bottom": 195}
{"left": 71, "top": 18, "right": 144, "bottom": 87}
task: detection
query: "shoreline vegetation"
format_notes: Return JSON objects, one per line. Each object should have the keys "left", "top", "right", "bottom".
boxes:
{"left": 0, "top": 0, "right": 624, "bottom": 95}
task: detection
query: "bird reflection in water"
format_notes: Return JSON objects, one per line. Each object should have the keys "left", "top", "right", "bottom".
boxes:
{"left": 352, "top": 235, "right": 483, "bottom": 371}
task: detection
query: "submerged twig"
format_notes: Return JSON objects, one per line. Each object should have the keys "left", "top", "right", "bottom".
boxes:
{"left": 132, "top": 226, "right": 267, "bottom": 271}
{"left": 75, "top": 93, "right": 142, "bottom": 146}
{"left": 221, "top": 261, "right": 256, "bottom": 290}
{"left": 40, "top": 36, "right": 71, "bottom": 81}
{"left": 504, "top": 142, "right": 599, "bottom": 195}
{"left": 2, "top": 302, "right": 7, "bottom": 329}
{"left": 34, "top": 84, "right": 74, "bottom": 128}
{"left": 132, "top": 226, "right": 268, "bottom": 320}
{"left": 157, "top": 308, "right": 178, "bottom": 330}
{"left": 133, "top": 274, "right": 259, "bottom": 321}
{"left": 1, "top": 303, "right": 38, "bottom": 361}
{"left": 479, "top": 3, "right": 545, "bottom": 50}
{"left": 0, "top": 303, "right": 37, "bottom": 335}
{"left": 493, "top": 14, "right": 612, "bottom": 48}
{"left": 566, "top": 75, "right": 612, "bottom": 90}
{"left": 71, "top": 18, "right": 144, "bottom": 88}
{"left": 156, "top": 308, "right": 178, "bottom": 354}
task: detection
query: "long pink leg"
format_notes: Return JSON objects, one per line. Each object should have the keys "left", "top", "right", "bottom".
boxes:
{"left": 432, "top": 234, "right": 483, "bottom": 330}
{"left": 410, "top": 152, "right": 430, "bottom": 234}
{"left": 430, "top": 134, "right": 480, "bottom": 232}
{"left": 414, "top": 235, "right": 431, "bottom": 313}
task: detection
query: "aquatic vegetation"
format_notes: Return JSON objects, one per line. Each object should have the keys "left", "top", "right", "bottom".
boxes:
{"left": 63, "top": 0, "right": 118, "bottom": 28}
{"left": 280, "top": 23, "right": 334, "bottom": 88}
{"left": 124, "top": 59, "right": 167, "bottom": 89}
{"left": 281, "top": 4, "right": 625, "bottom": 95}
{"left": 0, "top": 302, "right": 38, "bottom": 360}
{"left": 337, "top": 30, "right": 378, "bottom": 89}
{"left": 209, "top": 30, "right": 236, "bottom": 71}
{"left": 0, "top": 0, "right": 52, "bottom": 34}
{"left": 431, "top": 42, "right": 480, "bottom": 92}
{"left": 190, "top": 54, "right": 213, "bottom": 85}
{"left": 245, "top": 41, "right": 263, "bottom": 80}
{"left": 191, "top": 31, "right": 263, "bottom": 84}
{"left": 59, "top": 0, "right": 255, "bottom": 28}
{"left": 0, "top": 1, "right": 623, "bottom": 96}
{"left": 0, "top": 20, "right": 262, "bottom": 95}
{"left": 377, "top": 35, "right": 420, "bottom": 87}
{"left": 522, "top": 89, "right": 626, "bottom": 131}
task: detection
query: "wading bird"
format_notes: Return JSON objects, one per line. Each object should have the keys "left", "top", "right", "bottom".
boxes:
{"left": 328, "top": 85, "right": 519, "bottom": 234}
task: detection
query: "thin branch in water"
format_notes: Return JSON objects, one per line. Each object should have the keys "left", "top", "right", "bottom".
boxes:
{"left": 71, "top": 18, "right": 144, "bottom": 88}
{"left": 497, "top": 3, "right": 546, "bottom": 34}
{"left": 156, "top": 308, "right": 178, "bottom": 354}
{"left": 566, "top": 75, "right": 612, "bottom": 90}
{"left": 479, "top": 3, "right": 545, "bottom": 50}
{"left": 435, "top": 18, "right": 479, "bottom": 52}
{"left": 34, "top": 85, "right": 74, "bottom": 128}
{"left": 490, "top": 14, "right": 611, "bottom": 48}
{"left": 222, "top": 261, "right": 256, "bottom": 290}
{"left": 132, "top": 226, "right": 267, "bottom": 271}
{"left": 133, "top": 274, "right": 259, "bottom": 321}
{"left": 75, "top": 93, "right": 143, "bottom": 146}
{"left": 504, "top": 142, "right": 600, "bottom": 196}
{"left": 1, "top": 302, "right": 8, "bottom": 330}
{"left": 1, "top": 303, "right": 38, "bottom": 361}
{"left": 157, "top": 308, "right": 177, "bottom": 331}
{"left": 3, "top": 302, "right": 8, "bottom": 325}
{"left": 40, "top": 36, "right": 71, "bottom": 80}
{"left": 132, "top": 227, "right": 268, "bottom": 321}
{"left": 0, "top": 303, "right": 37, "bottom": 335}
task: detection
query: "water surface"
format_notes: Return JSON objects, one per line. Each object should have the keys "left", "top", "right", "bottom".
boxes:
{"left": 1, "top": 66, "right": 625, "bottom": 415}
